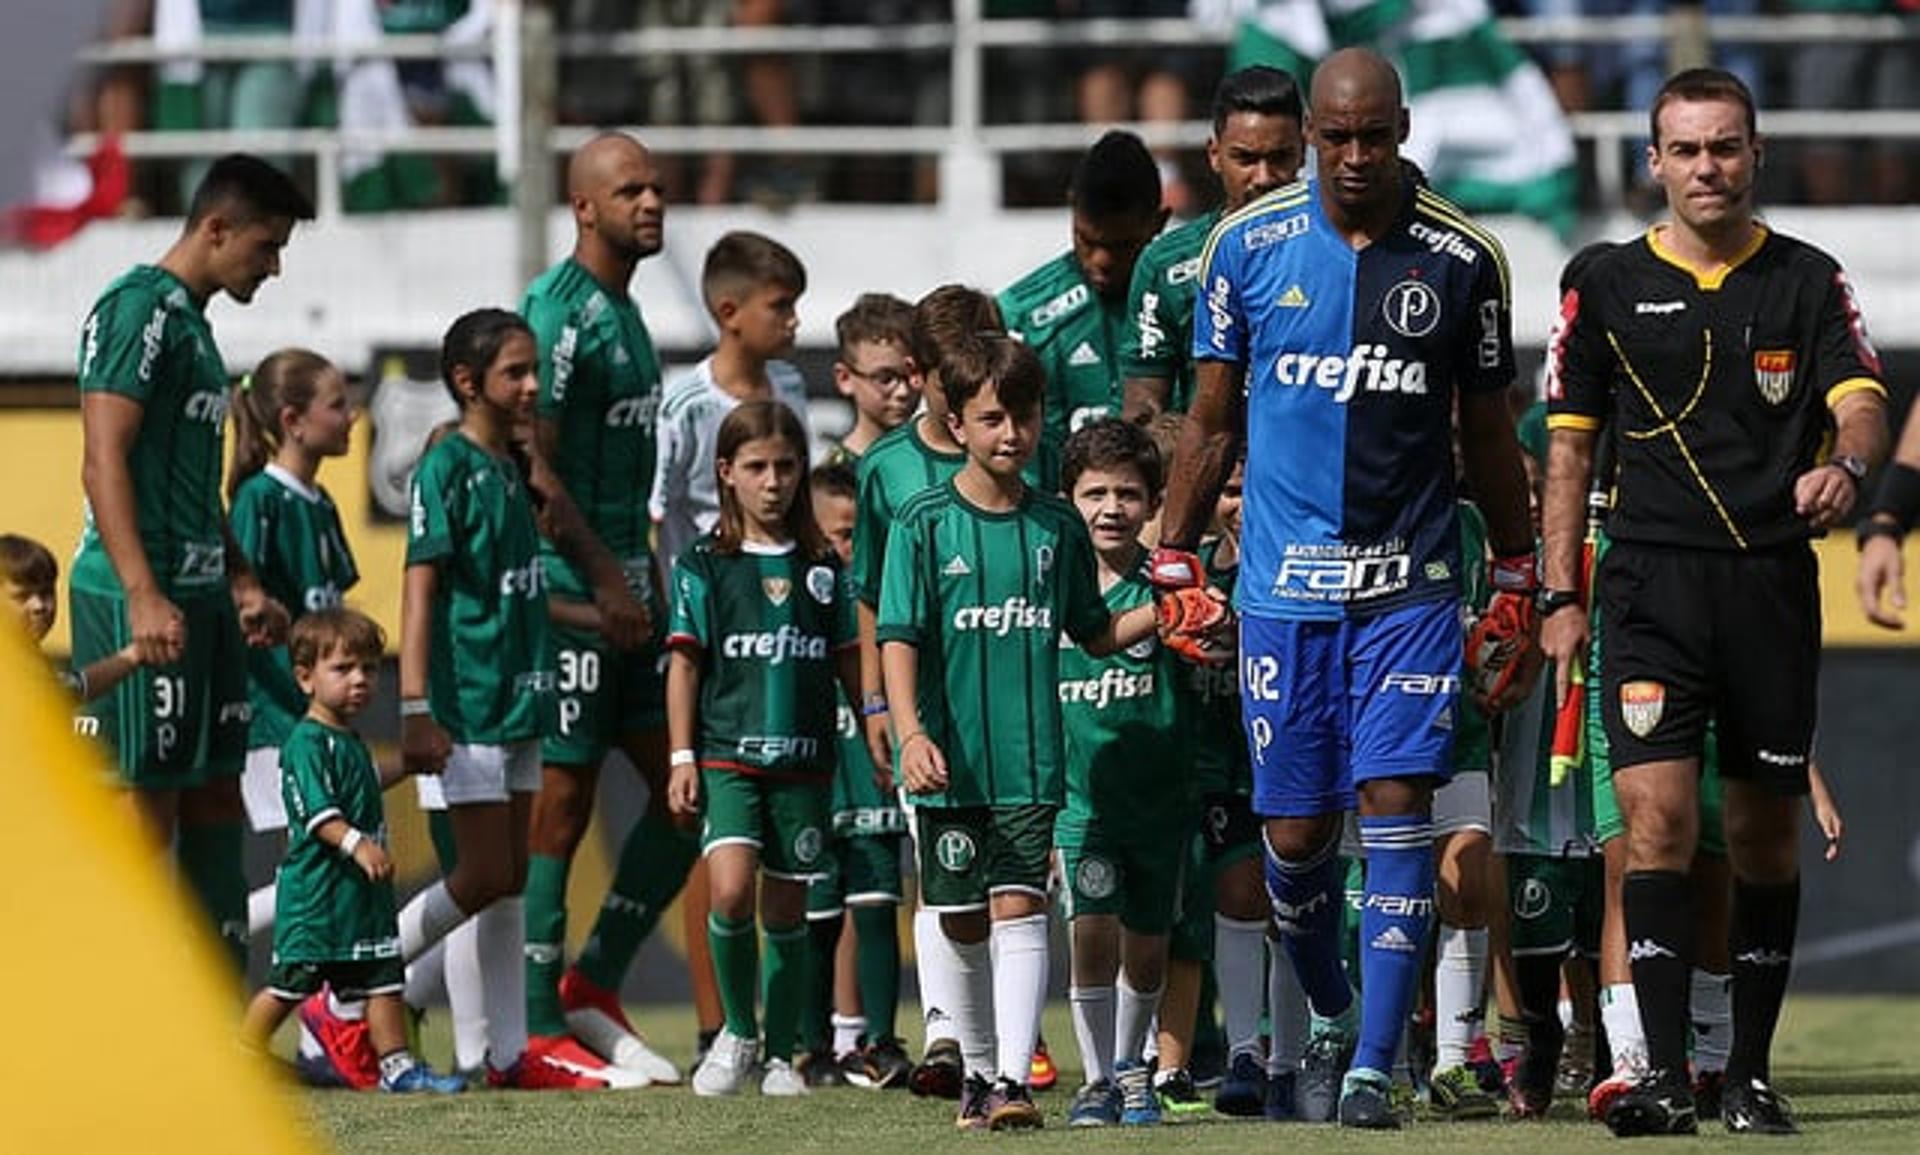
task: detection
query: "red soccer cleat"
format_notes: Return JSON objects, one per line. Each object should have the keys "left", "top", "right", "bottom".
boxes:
{"left": 557, "top": 968, "right": 681, "bottom": 1084}
{"left": 489, "top": 1038, "right": 619, "bottom": 1091}
{"left": 298, "top": 990, "right": 379, "bottom": 1090}
{"left": 1029, "top": 1037, "right": 1058, "bottom": 1091}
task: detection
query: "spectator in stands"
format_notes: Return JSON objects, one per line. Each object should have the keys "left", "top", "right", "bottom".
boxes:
{"left": 1071, "top": 2, "right": 1202, "bottom": 214}
{"left": 1788, "top": 0, "right": 1915, "bottom": 205}
{"left": 153, "top": 0, "right": 310, "bottom": 206}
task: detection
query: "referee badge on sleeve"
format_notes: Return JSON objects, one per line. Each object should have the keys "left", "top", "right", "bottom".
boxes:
{"left": 1621, "top": 680, "right": 1665, "bottom": 738}
{"left": 1753, "top": 349, "right": 1795, "bottom": 405}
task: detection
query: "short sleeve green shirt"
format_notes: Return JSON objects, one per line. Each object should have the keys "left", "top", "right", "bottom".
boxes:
{"left": 1120, "top": 210, "right": 1218, "bottom": 413}
{"left": 274, "top": 718, "right": 400, "bottom": 963}
{"left": 999, "top": 253, "right": 1128, "bottom": 488}
{"left": 853, "top": 420, "right": 965, "bottom": 608}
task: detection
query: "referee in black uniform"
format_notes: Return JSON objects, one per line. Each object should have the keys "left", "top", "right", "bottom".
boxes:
{"left": 1539, "top": 68, "right": 1889, "bottom": 1137}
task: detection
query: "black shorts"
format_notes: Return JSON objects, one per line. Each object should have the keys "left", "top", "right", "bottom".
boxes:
{"left": 1596, "top": 540, "right": 1816, "bottom": 794}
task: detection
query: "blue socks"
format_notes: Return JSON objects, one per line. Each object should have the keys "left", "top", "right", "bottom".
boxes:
{"left": 1264, "top": 831, "right": 1353, "bottom": 1020}
{"left": 1353, "top": 815, "right": 1435, "bottom": 1075}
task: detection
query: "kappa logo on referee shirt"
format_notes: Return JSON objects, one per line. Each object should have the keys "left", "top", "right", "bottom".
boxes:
{"left": 1620, "top": 680, "right": 1665, "bottom": 738}
{"left": 1753, "top": 349, "right": 1796, "bottom": 405}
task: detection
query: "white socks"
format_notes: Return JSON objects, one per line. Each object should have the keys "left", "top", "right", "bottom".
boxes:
{"left": 476, "top": 896, "right": 528, "bottom": 1071}
{"left": 1070, "top": 985, "right": 1117, "bottom": 1086}
{"left": 1690, "top": 969, "right": 1731, "bottom": 1075}
{"left": 1434, "top": 924, "right": 1489, "bottom": 1070}
{"left": 248, "top": 883, "right": 276, "bottom": 938}
{"left": 949, "top": 934, "right": 996, "bottom": 1078}
{"left": 915, "top": 908, "right": 960, "bottom": 1048}
{"left": 832, "top": 1013, "right": 867, "bottom": 1059}
{"left": 399, "top": 879, "right": 468, "bottom": 962}
{"left": 1268, "top": 944, "right": 1310, "bottom": 1075}
{"left": 401, "top": 918, "right": 490, "bottom": 1072}
{"left": 990, "top": 914, "right": 1049, "bottom": 1084}
{"left": 1114, "top": 975, "right": 1161, "bottom": 1067}
{"left": 1602, "top": 981, "right": 1647, "bottom": 1071}
{"left": 1215, "top": 915, "right": 1268, "bottom": 1061}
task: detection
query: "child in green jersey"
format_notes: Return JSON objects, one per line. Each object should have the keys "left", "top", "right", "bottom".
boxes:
{"left": 226, "top": 348, "right": 360, "bottom": 942}
{"left": 666, "top": 401, "right": 863, "bottom": 1097}
{"left": 241, "top": 609, "right": 463, "bottom": 1094}
{"left": 1055, "top": 419, "right": 1199, "bottom": 1129}
{"left": 0, "top": 534, "right": 142, "bottom": 702}
{"left": 878, "top": 335, "right": 1162, "bottom": 1130}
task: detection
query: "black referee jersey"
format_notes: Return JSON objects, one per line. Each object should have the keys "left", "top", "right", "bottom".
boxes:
{"left": 1544, "top": 226, "right": 1884, "bottom": 551}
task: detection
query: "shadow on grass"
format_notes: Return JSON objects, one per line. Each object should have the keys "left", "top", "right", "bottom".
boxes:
{"left": 1781, "top": 1071, "right": 1920, "bottom": 1097}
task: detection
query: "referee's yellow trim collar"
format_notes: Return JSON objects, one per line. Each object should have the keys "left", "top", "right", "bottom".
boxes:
{"left": 1645, "top": 223, "right": 1768, "bottom": 291}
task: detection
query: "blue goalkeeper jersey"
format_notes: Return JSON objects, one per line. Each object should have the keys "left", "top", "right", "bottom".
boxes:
{"left": 1192, "top": 178, "right": 1515, "bottom": 622}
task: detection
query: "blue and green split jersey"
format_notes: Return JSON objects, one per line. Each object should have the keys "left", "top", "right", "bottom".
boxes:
{"left": 523, "top": 256, "right": 662, "bottom": 601}
{"left": 1190, "top": 537, "right": 1247, "bottom": 797}
{"left": 999, "top": 252, "right": 1127, "bottom": 488}
{"left": 230, "top": 466, "right": 360, "bottom": 750}
{"left": 1058, "top": 549, "right": 1195, "bottom": 834}
{"left": 275, "top": 718, "right": 399, "bottom": 963}
{"left": 667, "top": 540, "right": 858, "bottom": 780}
{"left": 406, "top": 433, "right": 552, "bottom": 744}
{"left": 72, "top": 265, "right": 232, "bottom": 600}
{"left": 852, "top": 420, "right": 965, "bottom": 608}
{"left": 875, "top": 482, "right": 1111, "bottom": 809}
{"left": 1121, "top": 210, "right": 1219, "bottom": 413}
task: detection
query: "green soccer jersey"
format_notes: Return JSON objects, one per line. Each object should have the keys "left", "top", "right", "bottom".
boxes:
{"left": 524, "top": 257, "right": 662, "bottom": 599}
{"left": 230, "top": 466, "right": 360, "bottom": 750}
{"left": 1121, "top": 210, "right": 1218, "bottom": 413}
{"left": 853, "top": 419, "right": 965, "bottom": 608}
{"left": 1455, "top": 500, "right": 1492, "bottom": 774}
{"left": 667, "top": 540, "right": 857, "bottom": 780}
{"left": 72, "top": 266, "right": 232, "bottom": 600}
{"left": 1058, "top": 549, "right": 1194, "bottom": 834}
{"left": 1190, "top": 537, "right": 1248, "bottom": 797}
{"left": 406, "top": 433, "right": 552, "bottom": 743}
{"left": 831, "top": 701, "right": 902, "bottom": 835}
{"left": 875, "top": 481, "right": 1111, "bottom": 809}
{"left": 1494, "top": 648, "right": 1598, "bottom": 858}
{"left": 999, "top": 253, "right": 1127, "bottom": 489}
{"left": 275, "top": 718, "right": 400, "bottom": 963}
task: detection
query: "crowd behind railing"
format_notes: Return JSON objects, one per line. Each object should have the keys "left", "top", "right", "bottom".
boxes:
{"left": 50, "top": 1, "right": 1920, "bottom": 223}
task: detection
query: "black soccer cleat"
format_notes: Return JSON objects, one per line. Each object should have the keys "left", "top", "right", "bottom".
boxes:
{"left": 1721, "top": 1076, "right": 1799, "bottom": 1135}
{"left": 1604, "top": 1068, "right": 1699, "bottom": 1137}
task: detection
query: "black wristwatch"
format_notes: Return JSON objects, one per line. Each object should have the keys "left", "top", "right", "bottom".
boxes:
{"left": 1535, "top": 588, "right": 1582, "bottom": 617}
{"left": 1831, "top": 454, "right": 1869, "bottom": 488}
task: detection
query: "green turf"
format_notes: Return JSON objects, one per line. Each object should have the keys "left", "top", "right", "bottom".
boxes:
{"left": 291, "top": 995, "right": 1920, "bottom": 1153}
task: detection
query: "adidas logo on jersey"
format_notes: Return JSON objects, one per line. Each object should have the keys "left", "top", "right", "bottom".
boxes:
{"left": 1067, "top": 341, "right": 1102, "bottom": 367}
{"left": 942, "top": 555, "right": 972, "bottom": 576}
{"left": 721, "top": 626, "right": 828, "bottom": 664}
{"left": 1277, "top": 284, "right": 1310, "bottom": 309}
{"left": 1273, "top": 345, "right": 1427, "bottom": 403}
{"left": 1058, "top": 668, "right": 1156, "bottom": 709}
{"left": 1628, "top": 938, "right": 1678, "bottom": 962}
{"left": 952, "top": 597, "right": 1052, "bottom": 636}
{"left": 1370, "top": 926, "right": 1418, "bottom": 953}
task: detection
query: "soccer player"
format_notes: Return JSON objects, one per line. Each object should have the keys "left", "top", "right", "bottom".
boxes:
{"left": 1, "top": 534, "right": 142, "bottom": 701}
{"left": 1121, "top": 65, "right": 1304, "bottom": 422}
{"left": 1000, "top": 130, "right": 1166, "bottom": 488}
{"left": 240, "top": 608, "right": 465, "bottom": 1095}
{"left": 226, "top": 348, "right": 360, "bottom": 941}
{"left": 667, "top": 402, "right": 862, "bottom": 1097}
{"left": 1056, "top": 419, "right": 1197, "bottom": 1129}
{"left": 1154, "top": 49, "right": 1539, "bottom": 1129}
{"left": 651, "top": 230, "right": 812, "bottom": 575}
{"left": 852, "top": 284, "right": 1004, "bottom": 1098}
{"left": 519, "top": 131, "right": 685, "bottom": 1084}
{"left": 1541, "top": 67, "right": 1889, "bottom": 1135}
{"left": 72, "top": 153, "right": 307, "bottom": 967}
{"left": 828, "top": 293, "right": 920, "bottom": 464}
{"left": 878, "top": 335, "right": 1161, "bottom": 1130}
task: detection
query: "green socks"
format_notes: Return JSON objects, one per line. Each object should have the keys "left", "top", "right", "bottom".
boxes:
{"left": 709, "top": 913, "right": 759, "bottom": 1041}
{"left": 177, "top": 820, "right": 246, "bottom": 973}
{"left": 852, "top": 904, "right": 901, "bottom": 1042}
{"left": 761, "top": 924, "right": 808, "bottom": 1064}
{"left": 524, "top": 853, "right": 571, "bottom": 1036}
{"left": 575, "top": 812, "right": 699, "bottom": 991}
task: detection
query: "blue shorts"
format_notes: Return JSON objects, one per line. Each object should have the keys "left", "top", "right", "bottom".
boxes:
{"left": 1240, "top": 598, "right": 1461, "bottom": 818}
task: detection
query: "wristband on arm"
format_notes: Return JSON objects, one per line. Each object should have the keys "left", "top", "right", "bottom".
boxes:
{"left": 1869, "top": 461, "right": 1920, "bottom": 534}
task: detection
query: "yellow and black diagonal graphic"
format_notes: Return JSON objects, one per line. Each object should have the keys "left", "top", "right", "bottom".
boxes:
{"left": 1607, "top": 327, "right": 1749, "bottom": 549}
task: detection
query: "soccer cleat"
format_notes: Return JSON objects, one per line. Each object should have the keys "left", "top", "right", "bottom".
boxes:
{"left": 1429, "top": 1063, "right": 1500, "bottom": 1119}
{"left": 1067, "top": 1080, "right": 1121, "bottom": 1127}
{"left": 910, "top": 1037, "right": 965, "bottom": 1100}
{"left": 1720, "top": 1077, "right": 1798, "bottom": 1135}
{"left": 1691, "top": 1068, "right": 1726, "bottom": 1120}
{"left": 798, "top": 1047, "right": 848, "bottom": 1088}
{"left": 986, "top": 1077, "right": 1045, "bottom": 1130}
{"left": 527, "top": 1035, "right": 648, "bottom": 1089}
{"left": 955, "top": 1073, "right": 993, "bottom": 1131}
{"left": 860, "top": 1037, "right": 912, "bottom": 1090}
{"left": 1507, "top": 1034, "right": 1562, "bottom": 1120}
{"left": 691, "top": 1029, "right": 759, "bottom": 1097}
{"left": 1338, "top": 1067, "right": 1402, "bottom": 1130}
{"left": 1116, "top": 1060, "right": 1163, "bottom": 1126}
{"left": 487, "top": 1049, "right": 612, "bottom": 1091}
{"left": 760, "top": 1058, "right": 809, "bottom": 1097}
{"left": 297, "top": 992, "right": 379, "bottom": 1090}
{"left": 1028, "top": 1037, "right": 1058, "bottom": 1091}
{"left": 1297, "top": 1024, "right": 1356, "bottom": 1123}
{"left": 1507, "top": 1074, "right": 1553, "bottom": 1120}
{"left": 1265, "top": 1069, "right": 1299, "bottom": 1121}
{"left": 1153, "top": 1067, "right": 1210, "bottom": 1116}
{"left": 380, "top": 1062, "right": 467, "bottom": 1094}
{"left": 1604, "top": 1068, "right": 1699, "bottom": 1136}
{"left": 1464, "top": 1033, "right": 1509, "bottom": 1095}
{"left": 1587, "top": 1052, "right": 1649, "bottom": 1121}
{"left": 1214, "top": 1051, "right": 1268, "bottom": 1117}
{"left": 558, "top": 967, "right": 681, "bottom": 1085}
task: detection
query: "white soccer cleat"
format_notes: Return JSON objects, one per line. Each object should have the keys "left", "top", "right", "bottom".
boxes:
{"left": 691, "top": 1029, "right": 758, "bottom": 1097}
{"left": 760, "top": 1058, "right": 810, "bottom": 1097}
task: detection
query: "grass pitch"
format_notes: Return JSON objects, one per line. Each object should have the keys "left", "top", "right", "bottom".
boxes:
{"left": 292, "top": 995, "right": 1920, "bottom": 1154}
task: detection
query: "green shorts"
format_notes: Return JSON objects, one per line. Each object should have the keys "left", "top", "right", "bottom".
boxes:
{"left": 72, "top": 588, "right": 248, "bottom": 789}
{"left": 1055, "top": 813, "right": 1192, "bottom": 935}
{"left": 1169, "top": 832, "right": 1215, "bottom": 962}
{"left": 265, "top": 956, "right": 405, "bottom": 1001}
{"left": 915, "top": 804, "right": 1054, "bottom": 913}
{"left": 700, "top": 769, "right": 830, "bottom": 881}
{"left": 542, "top": 613, "right": 667, "bottom": 767}
{"left": 1507, "top": 853, "right": 1604, "bottom": 959}
{"left": 807, "top": 833, "right": 906, "bottom": 916}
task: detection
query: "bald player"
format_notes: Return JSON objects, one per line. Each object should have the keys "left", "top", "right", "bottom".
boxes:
{"left": 1152, "top": 50, "right": 1537, "bottom": 1128}
{"left": 517, "top": 132, "right": 691, "bottom": 1084}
